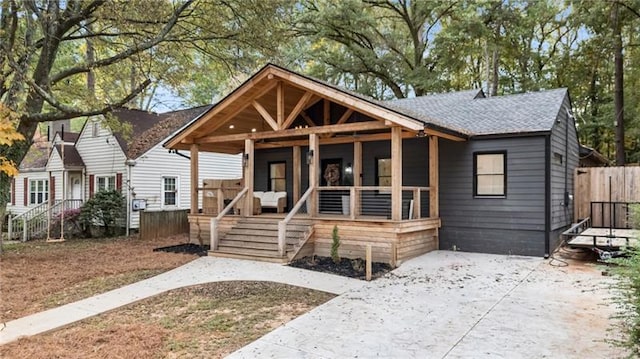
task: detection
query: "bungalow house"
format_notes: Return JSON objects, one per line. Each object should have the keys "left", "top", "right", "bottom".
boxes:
{"left": 8, "top": 106, "right": 242, "bottom": 240}
{"left": 165, "top": 64, "right": 579, "bottom": 264}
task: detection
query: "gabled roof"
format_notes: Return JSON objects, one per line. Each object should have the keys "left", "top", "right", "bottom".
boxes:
{"left": 53, "top": 131, "right": 80, "bottom": 144}
{"left": 389, "top": 88, "right": 569, "bottom": 136}
{"left": 53, "top": 144, "right": 85, "bottom": 168}
{"left": 106, "top": 106, "right": 212, "bottom": 159}
{"left": 19, "top": 143, "right": 49, "bottom": 171}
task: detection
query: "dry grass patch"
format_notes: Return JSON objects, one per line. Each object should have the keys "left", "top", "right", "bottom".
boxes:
{"left": 0, "top": 235, "right": 195, "bottom": 322}
{"left": 0, "top": 281, "right": 335, "bottom": 358}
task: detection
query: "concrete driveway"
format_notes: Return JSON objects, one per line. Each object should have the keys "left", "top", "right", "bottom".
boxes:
{"left": 230, "top": 251, "right": 623, "bottom": 358}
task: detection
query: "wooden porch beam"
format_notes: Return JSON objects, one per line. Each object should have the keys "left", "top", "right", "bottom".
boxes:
{"left": 197, "top": 121, "right": 389, "bottom": 144}
{"left": 353, "top": 141, "right": 362, "bottom": 187}
{"left": 244, "top": 139, "right": 255, "bottom": 216}
{"left": 252, "top": 100, "right": 279, "bottom": 131}
{"left": 337, "top": 108, "right": 354, "bottom": 125}
{"left": 323, "top": 99, "right": 330, "bottom": 126}
{"left": 277, "top": 81, "right": 284, "bottom": 128}
{"left": 391, "top": 126, "right": 402, "bottom": 221}
{"left": 254, "top": 130, "right": 415, "bottom": 149}
{"left": 283, "top": 91, "right": 313, "bottom": 130}
{"left": 429, "top": 136, "right": 439, "bottom": 218}
{"left": 300, "top": 111, "right": 316, "bottom": 127}
{"left": 190, "top": 144, "right": 199, "bottom": 215}
{"left": 308, "top": 134, "right": 319, "bottom": 216}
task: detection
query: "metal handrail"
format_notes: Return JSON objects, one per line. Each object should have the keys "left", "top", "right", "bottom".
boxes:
{"left": 210, "top": 187, "right": 249, "bottom": 250}
{"left": 8, "top": 199, "right": 84, "bottom": 241}
{"left": 278, "top": 186, "right": 315, "bottom": 256}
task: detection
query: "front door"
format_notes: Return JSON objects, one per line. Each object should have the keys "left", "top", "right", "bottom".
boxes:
{"left": 69, "top": 175, "right": 82, "bottom": 200}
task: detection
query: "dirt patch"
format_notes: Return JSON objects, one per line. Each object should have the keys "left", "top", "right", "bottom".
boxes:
{"left": 0, "top": 234, "right": 195, "bottom": 322}
{"left": 289, "top": 256, "right": 393, "bottom": 280}
{"left": 0, "top": 281, "right": 335, "bottom": 359}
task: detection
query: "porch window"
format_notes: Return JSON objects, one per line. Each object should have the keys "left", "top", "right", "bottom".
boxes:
{"left": 376, "top": 158, "right": 391, "bottom": 186}
{"left": 162, "top": 176, "right": 178, "bottom": 206}
{"left": 269, "top": 162, "right": 286, "bottom": 192}
{"left": 96, "top": 176, "right": 116, "bottom": 192}
{"left": 29, "top": 179, "right": 49, "bottom": 205}
{"left": 474, "top": 152, "right": 506, "bottom": 197}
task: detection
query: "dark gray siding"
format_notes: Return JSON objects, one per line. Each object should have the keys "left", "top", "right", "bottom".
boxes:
{"left": 549, "top": 94, "right": 579, "bottom": 232}
{"left": 254, "top": 147, "right": 294, "bottom": 210}
{"left": 439, "top": 136, "right": 547, "bottom": 256}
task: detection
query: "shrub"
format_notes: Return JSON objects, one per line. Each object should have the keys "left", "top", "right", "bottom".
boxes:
{"left": 608, "top": 204, "right": 640, "bottom": 355}
{"left": 79, "top": 190, "right": 126, "bottom": 237}
{"left": 331, "top": 225, "right": 340, "bottom": 264}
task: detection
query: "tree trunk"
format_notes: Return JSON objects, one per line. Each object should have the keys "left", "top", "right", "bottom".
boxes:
{"left": 613, "top": 2, "right": 625, "bottom": 165}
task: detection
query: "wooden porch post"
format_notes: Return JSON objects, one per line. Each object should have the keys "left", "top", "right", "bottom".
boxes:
{"left": 429, "top": 136, "right": 439, "bottom": 218}
{"left": 308, "top": 133, "right": 319, "bottom": 216}
{"left": 190, "top": 144, "right": 199, "bottom": 215}
{"left": 244, "top": 139, "right": 255, "bottom": 216}
{"left": 353, "top": 141, "right": 362, "bottom": 217}
{"left": 391, "top": 127, "right": 403, "bottom": 221}
{"left": 293, "top": 145, "right": 301, "bottom": 203}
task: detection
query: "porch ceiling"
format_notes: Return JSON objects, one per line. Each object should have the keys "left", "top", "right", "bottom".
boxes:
{"left": 166, "top": 64, "right": 466, "bottom": 154}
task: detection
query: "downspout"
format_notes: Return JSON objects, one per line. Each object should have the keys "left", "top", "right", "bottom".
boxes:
{"left": 168, "top": 149, "right": 190, "bottom": 160}
{"left": 125, "top": 159, "right": 137, "bottom": 236}
{"left": 544, "top": 134, "right": 551, "bottom": 258}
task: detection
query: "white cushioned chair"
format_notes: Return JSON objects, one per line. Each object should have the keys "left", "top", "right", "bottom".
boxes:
{"left": 253, "top": 191, "right": 287, "bottom": 213}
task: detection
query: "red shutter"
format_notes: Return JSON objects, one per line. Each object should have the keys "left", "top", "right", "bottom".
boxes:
{"left": 23, "top": 177, "right": 28, "bottom": 206}
{"left": 11, "top": 178, "right": 15, "bottom": 205}
{"left": 116, "top": 173, "right": 123, "bottom": 192}
{"left": 50, "top": 175, "right": 55, "bottom": 203}
{"left": 89, "top": 174, "right": 95, "bottom": 197}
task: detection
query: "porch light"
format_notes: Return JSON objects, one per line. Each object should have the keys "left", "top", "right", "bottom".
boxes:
{"left": 306, "top": 149, "right": 314, "bottom": 165}
{"left": 243, "top": 153, "right": 249, "bottom": 167}
{"left": 417, "top": 129, "right": 426, "bottom": 137}
{"left": 345, "top": 163, "right": 352, "bottom": 174}
{"left": 251, "top": 128, "right": 257, "bottom": 132}
{"left": 229, "top": 124, "right": 235, "bottom": 129}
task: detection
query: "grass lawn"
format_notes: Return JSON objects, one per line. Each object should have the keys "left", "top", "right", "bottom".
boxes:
{"left": 0, "top": 234, "right": 195, "bottom": 322}
{"left": 0, "top": 235, "right": 337, "bottom": 357}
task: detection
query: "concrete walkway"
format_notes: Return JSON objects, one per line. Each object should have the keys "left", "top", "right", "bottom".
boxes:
{"left": 230, "top": 251, "right": 623, "bottom": 358}
{"left": 0, "top": 257, "right": 364, "bottom": 345}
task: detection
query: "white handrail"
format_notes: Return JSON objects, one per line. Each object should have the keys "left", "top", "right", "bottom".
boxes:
{"left": 210, "top": 187, "right": 249, "bottom": 250}
{"left": 278, "top": 186, "right": 315, "bottom": 256}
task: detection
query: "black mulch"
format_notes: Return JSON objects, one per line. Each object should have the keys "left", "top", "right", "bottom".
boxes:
{"left": 288, "top": 256, "right": 393, "bottom": 280}
{"left": 153, "top": 243, "right": 210, "bottom": 256}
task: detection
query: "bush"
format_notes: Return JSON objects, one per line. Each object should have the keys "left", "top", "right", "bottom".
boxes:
{"left": 79, "top": 190, "right": 126, "bottom": 237}
{"left": 609, "top": 204, "right": 640, "bottom": 355}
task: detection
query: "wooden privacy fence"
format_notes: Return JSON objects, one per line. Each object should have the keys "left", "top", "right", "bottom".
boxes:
{"left": 139, "top": 209, "right": 189, "bottom": 240}
{"left": 574, "top": 166, "right": 640, "bottom": 227}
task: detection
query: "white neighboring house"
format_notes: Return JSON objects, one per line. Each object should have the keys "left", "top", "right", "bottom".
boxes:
{"left": 8, "top": 106, "right": 242, "bottom": 239}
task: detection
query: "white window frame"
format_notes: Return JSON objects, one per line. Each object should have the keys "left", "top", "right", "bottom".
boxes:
{"left": 96, "top": 175, "right": 116, "bottom": 192}
{"left": 162, "top": 176, "right": 179, "bottom": 207}
{"left": 29, "top": 179, "right": 49, "bottom": 205}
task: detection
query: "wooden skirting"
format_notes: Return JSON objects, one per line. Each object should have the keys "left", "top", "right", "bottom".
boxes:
{"left": 188, "top": 215, "right": 440, "bottom": 265}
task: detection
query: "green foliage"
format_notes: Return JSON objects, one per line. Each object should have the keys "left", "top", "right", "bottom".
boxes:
{"left": 331, "top": 225, "right": 340, "bottom": 264}
{"left": 79, "top": 190, "right": 126, "bottom": 238}
{"left": 609, "top": 204, "right": 640, "bottom": 355}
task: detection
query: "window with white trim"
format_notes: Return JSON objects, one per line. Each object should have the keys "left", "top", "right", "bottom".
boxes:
{"left": 30, "top": 179, "right": 49, "bottom": 205}
{"left": 96, "top": 176, "right": 116, "bottom": 192}
{"left": 474, "top": 152, "right": 506, "bottom": 197}
{"left": 162, "top": 176, "right": 178, "bottom": 206}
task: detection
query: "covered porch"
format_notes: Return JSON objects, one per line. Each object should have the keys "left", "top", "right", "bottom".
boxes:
{"left": 165, "top": 64, "right": 466, "bottom": 265}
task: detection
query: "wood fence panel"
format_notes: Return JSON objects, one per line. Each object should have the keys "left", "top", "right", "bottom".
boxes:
{"left": 574, "top": 166, "right": 640, "bottom": 225}
{"left": 139, "top": 210, "right": 189, "bottom": 240}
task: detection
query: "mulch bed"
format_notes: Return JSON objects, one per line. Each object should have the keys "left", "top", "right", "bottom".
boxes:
{"left": 153, "top": 243, "right": 210, "bottom": 256}
{"left": 289, "top": 256, "right": 393, "bottom": 280}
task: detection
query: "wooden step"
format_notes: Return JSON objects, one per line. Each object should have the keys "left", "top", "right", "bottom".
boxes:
{"left": 231, "top": 223, "right": 310, "bottom": 232}
{"left": 207, "top": 250, "right": 287, "bottom": 263}
{"left": 211, "top": 246, "right": 284, "bottom": 258}
{"left": 222, "top": 234, "right": 300, "bottom": 244}
{"left": 218, "top": 240, "right": 294, "bottom": 251}
{"left": 226, "top": 228, "right": 306, "bottom": 237}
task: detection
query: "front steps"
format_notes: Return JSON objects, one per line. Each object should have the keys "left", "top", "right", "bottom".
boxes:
{"left": 209, "top": 217, "right": 313, "bottom": 263}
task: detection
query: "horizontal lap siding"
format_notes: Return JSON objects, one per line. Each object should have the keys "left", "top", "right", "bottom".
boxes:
{"left": 550, "top": 94, "right": 578, "bottom": 233}
{"left": 439, "top": 136, "right": 547, "bottom": 256}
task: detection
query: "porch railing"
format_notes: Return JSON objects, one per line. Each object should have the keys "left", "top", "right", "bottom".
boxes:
{"left": 210, "top": 187, "right": 249, "bottom": 250}
{"left": 315, "top": 186, "right": 431, "bottom": 220}
{"left": 8, "top": 199, "right": 84, "bottom": 241}
{"left": 277, "top": 186, "right": 315, "bottom": 256}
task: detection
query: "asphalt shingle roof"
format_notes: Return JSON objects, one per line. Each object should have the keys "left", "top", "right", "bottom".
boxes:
{"left": 389, "top": 88, "right": 569, "bottom": 136}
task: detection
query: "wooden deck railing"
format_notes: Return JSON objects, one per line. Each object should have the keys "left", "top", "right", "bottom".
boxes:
{"left": 210, "top": 187, "right": 248, "bottom": 250}
{"left": 278, "top": 186, "right": 315, "bottom": 256}
{"left": 315, "top": 186, "right": 431, "bottom": 220}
